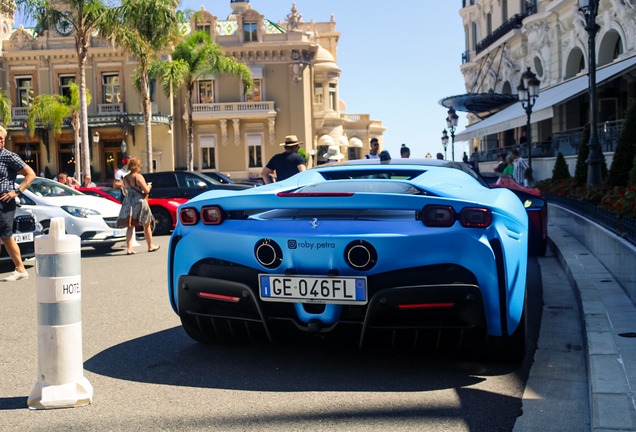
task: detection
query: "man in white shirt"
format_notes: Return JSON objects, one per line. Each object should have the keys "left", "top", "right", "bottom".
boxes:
{"left": 364, "top": 138, "right": 380, "bottom": 159}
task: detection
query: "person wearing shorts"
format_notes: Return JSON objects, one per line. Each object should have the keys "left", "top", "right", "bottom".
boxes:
{"left": 0, "top": 126, "right": 36, "bottom": 281}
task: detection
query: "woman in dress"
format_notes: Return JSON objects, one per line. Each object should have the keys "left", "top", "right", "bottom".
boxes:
{"left": 116, "top": 157, "right": 160, "bottom": 254}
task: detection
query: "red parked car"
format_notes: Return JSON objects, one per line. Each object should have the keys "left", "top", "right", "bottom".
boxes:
{"left": 480, "top": 173, "right": 548, "bottom": 256}
{"left": 78, "top": 187, "right": 187, "bottom": 235}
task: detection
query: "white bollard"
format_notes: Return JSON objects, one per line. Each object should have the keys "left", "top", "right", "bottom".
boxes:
{"left": 28, "top": 217, "right": 93, "bottom": 409}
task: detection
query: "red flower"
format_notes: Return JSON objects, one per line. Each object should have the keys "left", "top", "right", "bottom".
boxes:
{"left": 621, "top": 194, "right": 625, "bottom": 198}
{"left": 631, "top": 186, "right": 635, "bottom": 191}
{"left": 631, "top": 202, "right": 635, "bottom": 206}
{"left": 618, "top": 202, "right": 623, "bottom": 209}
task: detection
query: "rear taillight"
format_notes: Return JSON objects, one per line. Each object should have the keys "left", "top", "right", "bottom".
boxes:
{"left": 421, "top": 205, "right": 455, "bottom": 227}
{"left": 201, "top": 206, "right": 224, "bottom": 225}
{"left": 179, "top": 207, "right": 198, "bottom": 225}
{"left": 276, "top": 192, "right": 354, "bottom": 197}
{"left": 460, "top": 208, "right": 492, "bottom": 228}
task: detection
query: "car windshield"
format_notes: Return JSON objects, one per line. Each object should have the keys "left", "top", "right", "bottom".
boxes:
{"left": 294, "top": 181, "right": 428, "bottom": 195}
{"left": 320, "top": 169, "right": 426, "bottom": 181}
{"left": 101, "top": 188, "right": 123, "bottom": 201}
{"left": 16, "top": 177, "right": 84, "bottom": 197}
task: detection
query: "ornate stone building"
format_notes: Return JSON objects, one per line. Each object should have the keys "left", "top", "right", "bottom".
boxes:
{"left": 0, "top": 0, "right": 385, "bottom": 180}
{"left": 443, "top": 0, "right": 636, "bottom": 180}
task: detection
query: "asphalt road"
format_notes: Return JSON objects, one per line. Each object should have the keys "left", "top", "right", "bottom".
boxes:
{"left": 0, "top": 235, "right": 543, "bottom": 432}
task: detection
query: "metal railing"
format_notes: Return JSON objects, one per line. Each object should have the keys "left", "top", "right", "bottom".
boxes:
{"left": 476, "top": 14, "right": 525, "bottom": 54}
{"left": 553, "top": 119, "right": 623, "bottom": 156}
{"left": 546, "top": 194, "right": 636, "bottom": 246}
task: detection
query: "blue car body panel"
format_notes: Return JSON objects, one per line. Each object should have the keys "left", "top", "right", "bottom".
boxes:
{"left": 168, "top": 160, "right": 528, "bottom": 341}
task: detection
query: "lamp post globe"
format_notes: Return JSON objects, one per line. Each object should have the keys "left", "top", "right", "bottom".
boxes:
{"left": 441, "top": 129, "right": 449, "bottom": 160}
{"left": 446, "top": 107, "right": 458, "bottom": 161}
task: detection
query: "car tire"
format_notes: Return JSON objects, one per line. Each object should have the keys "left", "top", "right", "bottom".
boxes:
{"left": 536, "top": 237, "right": 548, "bottom": 256}
{"left": 492, "top": 288, "right": 527, "bottom": 363}
{"left": 92, "top": 243, "right": 116, "bottom": 253}
{"left": 151, "top": 207, "right": 171, "bottom": 236}
{"left": 40, "top": 220, "right": 50, "bottom": 235}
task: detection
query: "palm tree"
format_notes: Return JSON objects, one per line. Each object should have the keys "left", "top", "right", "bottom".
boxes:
{"left": 0, "top": 90, "right": 11, "bottom": 126}
{"left": 157, "top": 31, "right": 253, "bottom": 172}
{"left": 17, "top": 0, "right": 112, "bottom": 178}
{"left": 102, "top": 0, "right": 181, "bottom": 173}
{"left": 27, "top": 83, "right": 91, "bottom": 176}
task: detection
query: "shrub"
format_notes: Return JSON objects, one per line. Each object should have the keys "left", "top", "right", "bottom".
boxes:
{"left": 608, "top": 99, "right": 636, "bottom": 187}
{"left": 574, "top": 123, "right": 590, "bottom": 187}
{"left": 629, "top": 153, "right": 636, "bottom": 187}
{"left": 552, "top": 152, "right": 571, "bottom": 180}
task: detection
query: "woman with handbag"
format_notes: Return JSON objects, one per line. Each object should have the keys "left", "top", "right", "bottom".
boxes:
{"left": 116, "top": 157, "right": 160, "bottom": 254}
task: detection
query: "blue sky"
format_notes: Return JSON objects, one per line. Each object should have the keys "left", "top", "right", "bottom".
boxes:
{"left": 15, "top": 0, "right": 471, "bottom": 160}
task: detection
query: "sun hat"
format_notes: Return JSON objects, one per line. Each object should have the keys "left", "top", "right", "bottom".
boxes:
{"left": 322, "top": 145, "right": 345, "bottom": 160}
{"left": 280, "top": 135, "right": 303, "bottom": 147}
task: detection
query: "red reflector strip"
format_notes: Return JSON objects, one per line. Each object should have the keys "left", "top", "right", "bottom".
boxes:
{"left": 198, "top": 292, "right": 240, "bottom": 302}
{"left": 398, "top": 303, "right": 455, "bottom": 309}
{"left": 276, "top": 192, "right": 354, "bottom": 197}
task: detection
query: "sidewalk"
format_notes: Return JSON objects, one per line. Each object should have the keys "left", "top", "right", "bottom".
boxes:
{"left": 548, "top": 223, "right": 636, "bottom": 431}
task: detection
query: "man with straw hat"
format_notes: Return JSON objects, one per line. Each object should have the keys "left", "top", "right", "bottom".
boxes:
{"left": 261, "top": 135, "right": 307, "bottom": 184}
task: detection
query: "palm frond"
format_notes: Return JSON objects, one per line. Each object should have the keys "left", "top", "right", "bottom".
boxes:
{"left": 157, "top": 59, "right": 189, "bottom": 99}
{"left": 0, "top": 91, "right": 11, "bottom": 126}
{"left": 69, "top": 82, "right": 91, "bottom": 113}
{"left": 27, "top": 94, "right": 71, "bottom": 137}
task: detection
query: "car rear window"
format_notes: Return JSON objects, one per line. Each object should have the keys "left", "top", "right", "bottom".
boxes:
{"left": 145, "top": 173, "right": 177, "bottom": 188}
{"left": 320, "top": 169, "right": 426, "bottom": 181}
{"left": 292, "top": 181, "right": 428, "bottom": 195}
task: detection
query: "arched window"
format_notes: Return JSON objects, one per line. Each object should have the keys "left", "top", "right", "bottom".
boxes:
{"left": 565, "top": 47, "right": 585, "bottom": 79}
{"left": 502, "top": 81, "right": 512, "bottom": 94}
{"left": 598, "top": 30, "right": 623, "bottom": 66}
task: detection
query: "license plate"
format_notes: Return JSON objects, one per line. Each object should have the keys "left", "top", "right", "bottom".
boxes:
{"left": 13, "top": 232, "right": 33, "bottom": 243}
{"left": 259, "top": 274, "right": 367, "bottom": 305}
{"left": 113, "top": 228, "right": 126, "bottom": 237}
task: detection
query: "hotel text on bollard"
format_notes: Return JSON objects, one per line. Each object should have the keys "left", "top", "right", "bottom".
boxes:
{"left": 28, "top": 217, "right": 93, "bottom": 409}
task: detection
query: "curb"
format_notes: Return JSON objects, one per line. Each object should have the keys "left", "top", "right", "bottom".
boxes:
{"left": 548, "top": 221, "right": 636, "bottom": 431}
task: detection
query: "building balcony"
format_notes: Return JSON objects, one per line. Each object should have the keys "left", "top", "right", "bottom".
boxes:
{"left": 340, "top": 114, "right": 370, "bottom": 121}
{"left": 11, "top": 107, "right": 28, "bottom": 119}
{"left": 475, "top": 14, "right": 525, "bottom": 55}
{"left": 97, "top": 103, "right": 124, "bottom": 115}
{"left": 189, "top": 101, "right": 276, "bottom": 121}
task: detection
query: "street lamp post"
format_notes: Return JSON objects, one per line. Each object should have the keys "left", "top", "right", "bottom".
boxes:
{"left": 579, "top": 0, "right": 602, "bottom": 185}
{"left": 517, "top": 67, "right": 541, "bottom": 168}
{"left": 446, "top": 108, "right": 459, "bottom": 161}
{"left": 441, "top": 129, "right": 449, "bottom": 160}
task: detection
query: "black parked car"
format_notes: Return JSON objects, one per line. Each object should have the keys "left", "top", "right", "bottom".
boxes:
{"left": 143, "top": 171, "right": 252, "bottom": 200}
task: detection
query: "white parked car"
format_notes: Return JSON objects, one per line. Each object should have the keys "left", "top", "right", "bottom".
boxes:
{"left": 15, "top": 176, "right": 126, "bottom": 252}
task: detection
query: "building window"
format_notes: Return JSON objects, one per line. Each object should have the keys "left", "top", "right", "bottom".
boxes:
{"left": 314, "top": 83, "right": 323, "bottom": 104}
{"left": 200, "top": 136, "right": 215, "bottom": 169}
{"left": 246, "top": 79, "right": 261, "bottom": 102}
{"left": 348, "top": 147, "right": 360, "bottom": 160}
{"left": 196, "top": 23, "right": 210, "bottom": 34}
{"left": 247, "top": 134, "right": 262, "bottom": 168}
{"left": 472, "top": 23, "right": 478, "bottom": 50}
{"left": 198, "top": 80, "right": 215, "bottom": 103}
{"left": 244, "top": 23, "right": 257, "bottom": 42}
{"left": 614, "top": 37, "right": 624, "bottom": 60}
{"left": 102, "top": 74, "right": 121, "bottom": 104}
{"left": 18, "top": 142, "right": 40, "bottom": 174}
{"left": 16, "top": 77, "right": 34, "bottom": 107}
{"left": 486, "top": 13, "right": 492, "bottom": 35}
{"left": 502, "top": 0, "right": 508, "bottom": 22}
{"left": 59, "top": 75, "right": 75, "bottom": 100}
{"left": 329, "top": 83, "right": 337, "bottom": 111}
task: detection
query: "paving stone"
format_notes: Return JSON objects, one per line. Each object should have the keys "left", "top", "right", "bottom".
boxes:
{"left": 585, "top": 314, "right": 613, "bottom": 332}
{"left": 587, "top": 332, "right": 618, "bottom": 355}
{"left": 589, "top": 355, "right": 630, "bottom": 394}
{"left": 593, "top": 394, "right": 636, "bottom": 430}
{"left": 581, "top": 301, "right": 605, "bottom": 315}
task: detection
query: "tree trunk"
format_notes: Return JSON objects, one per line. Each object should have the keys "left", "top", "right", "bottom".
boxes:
{"left": 76, "top": 29, "right": 90, "bottom": 180}
{"left": 140, "top": 69, "right": 153, "bottom": 173}
{"left": 186, "top": 87, "right": 193, "bottom": 172}
{"left": 72, "top": 112, "right": 80, "bottom": 179}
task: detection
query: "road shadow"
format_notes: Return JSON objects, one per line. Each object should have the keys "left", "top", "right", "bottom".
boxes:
{"left": 84, "top": 324, "right": 525, "bottom": 393}
{"left": 0, "top": 396, "right": 27, "bottom": 411}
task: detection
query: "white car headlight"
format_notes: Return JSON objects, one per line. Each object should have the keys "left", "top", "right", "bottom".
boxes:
{"left": 61, "top": 206, "right": 101, "bottom": 218}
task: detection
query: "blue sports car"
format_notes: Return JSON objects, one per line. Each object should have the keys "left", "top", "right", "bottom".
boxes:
{"left": 168, "top": 158, "right": 529, "bottom": 361}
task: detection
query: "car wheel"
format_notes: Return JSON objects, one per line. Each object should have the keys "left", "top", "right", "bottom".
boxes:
{"left": 92, "top": 243, "right": 116, "bottom": 252}
{"left": 491, "top": 288, "right": 527, "bottom": 363}
{"left": 151, "top": 207, "right": 172, "bottom": 236}
{"left": 536, "top": 237, "right": 548, "bottom": 256}
{"left": 40, "top": 220, "right": 50, "bottom": 235}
